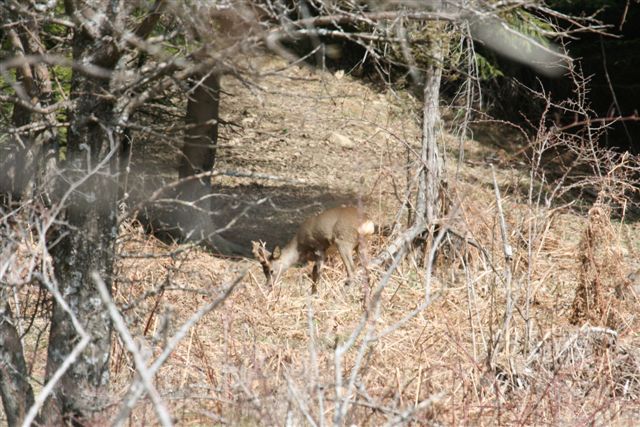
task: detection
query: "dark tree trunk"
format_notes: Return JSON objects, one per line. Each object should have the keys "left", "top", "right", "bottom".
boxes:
{"left": 39, "top": 2, "right": 122, "bottom": 423}
{"left": 2, "top": 28, "right": 35, "bottom": 203}
{"left": 0, "top": 300, "right": 35, "bottom": 427}
{"left": 0, "top": 15, "right": 53, "bottom": 426}
{"left": 178, "top": 72, "right": 220, "bottom": 191}
{"left": 0, "top": 21, "right": 56, "bottom": 205}
{"left": 174, "top": 72, "right": 245, "bottom": 254}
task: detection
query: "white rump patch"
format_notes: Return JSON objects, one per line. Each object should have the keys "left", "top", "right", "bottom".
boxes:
{"left": 358, "top": 220, "right": 375, "bottom": 236}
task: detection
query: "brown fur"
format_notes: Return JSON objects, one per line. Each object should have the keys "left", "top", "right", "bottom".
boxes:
{"left": 252, "top": 206, "right": 374, "bottom": 290}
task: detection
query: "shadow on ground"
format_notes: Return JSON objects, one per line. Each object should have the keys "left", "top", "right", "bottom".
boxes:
{"left": 136, "top": 182, "right": 363, "bottom": 258}
{"left": 213, "top": 183, "right": 362, "bottom": 253}
{"left": 467, "top": 122, "right": 640, "bottom": 221}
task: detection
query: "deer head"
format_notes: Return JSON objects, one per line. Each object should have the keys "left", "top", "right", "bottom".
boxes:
{"left": 252, "top": 240, "right": 281, "bottom": 287}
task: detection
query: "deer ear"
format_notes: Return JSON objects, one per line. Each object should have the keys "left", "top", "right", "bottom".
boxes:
{"left": 251, "top": 241, "right": 260, "bottom": 256}
{"left": 251, "top": 241, "right": 263, "bottom": 260}
{"left": 272, "top": 246, "right": 281, "bottom": 259}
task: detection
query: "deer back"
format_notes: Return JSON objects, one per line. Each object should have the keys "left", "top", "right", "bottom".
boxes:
{"left": 296, "top": 206, "right": 372, "bottom": 254}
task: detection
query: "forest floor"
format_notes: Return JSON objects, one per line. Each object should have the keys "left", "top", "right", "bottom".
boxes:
{"left": 108, "top": 55, "right": 640, "bottom": 425}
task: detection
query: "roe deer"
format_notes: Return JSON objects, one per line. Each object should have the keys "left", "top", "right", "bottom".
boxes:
{"left": 252, "top": 206, "right": 375, "bottom": 291}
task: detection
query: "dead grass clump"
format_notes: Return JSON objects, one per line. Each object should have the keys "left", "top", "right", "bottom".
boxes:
{"left": 611, "top": 341, "right": 640, "bottom": 400}
{"left": 570, "top": 202, "right": 628, "bottom": 328}
{"left": 548, "top": 326, "right": 640, "bottom": 402}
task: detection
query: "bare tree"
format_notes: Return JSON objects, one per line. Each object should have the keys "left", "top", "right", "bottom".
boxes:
{"left": 0, "top": 0, "right": 251, "bottom": 422}
{"left": 0, "top": 298, "right": 34, "bottom": 426}
{"left": 38, "top": 0, "right": 124, "bottom": 422}
{"left": 0, "top": 0, "right": 623, "bottom": 425}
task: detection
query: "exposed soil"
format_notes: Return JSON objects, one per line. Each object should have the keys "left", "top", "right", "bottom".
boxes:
{"left": 129, "top": 56, "right": 523, "bottom": 253}
{"left": 213, "top": 57, "right": 419, "bottom": 250}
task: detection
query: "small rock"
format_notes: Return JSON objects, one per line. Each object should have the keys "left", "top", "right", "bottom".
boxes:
{"left": 328, "top": 132, "right": 355, "bottom": 149}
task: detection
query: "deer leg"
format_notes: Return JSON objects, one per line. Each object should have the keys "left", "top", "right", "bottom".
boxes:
{"left": 356, "top": 240, "right": 371, "bottom": 308}
{"left": 311, "top": 254, "right": 325, "bottom": 293}
{"left": 336, "top": 240, "right": 356, "bottom": 285}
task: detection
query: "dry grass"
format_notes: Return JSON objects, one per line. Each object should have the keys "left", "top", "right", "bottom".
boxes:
{"left": 109, "top": 198, "right": 640, "bottom": 425}
{"left": 108, "top": 57, "right": 640, "bottom": 425}
{"left": 6, "top": 56, "right": 640, "bottom": 426}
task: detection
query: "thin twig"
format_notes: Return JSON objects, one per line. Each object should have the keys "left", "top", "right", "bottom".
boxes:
{"left": 489, "top": 165, "right": 514, "bottom": 369}
{"left": 112, "top": 271, "right": 244, "bottom": 426}
{"left": 93, "top": 272, "right": 173, "bottom": 427}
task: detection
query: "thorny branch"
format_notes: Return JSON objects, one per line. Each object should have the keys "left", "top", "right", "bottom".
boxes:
{"left": 112, "top": 272, "right": 244, "bottom": 426}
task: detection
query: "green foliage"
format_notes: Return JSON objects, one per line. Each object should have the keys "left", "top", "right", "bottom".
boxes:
{"left": 474, "top": 53, "right": 504, "bottom": 80}
{"left": 507, "top": 10, "right": 555, "bottom": 46}
{"left": 52, "top": 65, "right": 72, "bottom": 95}
{"left": 42, "top": 23, "right": 68, "bottom": 49}
{"left": 447, "top": 32, "right": 504, "bottom": 81}
{"left": 39, "top": 1, "right": 70, "bottom": 49}
{"left": 0, "top": 71, "right": 16, "bottom": 121}
{"left": 379, "top": 5, "right": 560, "bottom": 85}
{"left": 461, "top": 9, "right": 556, "bottom": 82}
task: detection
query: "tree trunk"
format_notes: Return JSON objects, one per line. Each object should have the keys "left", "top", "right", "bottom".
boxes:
{"left": 2, "top": 28, "right": 35, "bottom": 203}
{"left": 40, "top": 2, "right": 122, "bottom": 423}
{"left": 178, "top": 72, "right": 220, "bottom": 190}
{"left": 370, "top": 35, "right": 446, "bottom": 267}
{"left": 0, "top": 299, "right": 35, "bottom": 427}
{"left": 0, "top": 15, "right": 56, "bottom": 425}
{"left": 175, "top": 72, "right": 245, "bottom": 255}
{"left": 0, "top": 21, "right": 56, "bottom": 205}
{"left": 417, "top": 37, "right": 445, "bottom": 228}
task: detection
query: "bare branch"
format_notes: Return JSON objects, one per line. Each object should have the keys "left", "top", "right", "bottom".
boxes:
{"left": 0, "top": 53, "right": 112, "bottom": 79}
{"left": 112, "top": 271, "right": 244, "bottom": 426}
{"left": 92, "top": 272, "right": 173, "bottom": 427}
